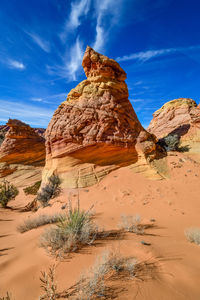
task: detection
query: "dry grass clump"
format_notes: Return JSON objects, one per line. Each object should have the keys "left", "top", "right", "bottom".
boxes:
{"left": 118, "top": 214, "right": 144, "bottom": 235}
{"left": 40, "top": 199, "right": 98, "bottom": 257}
{"left": 17, "top": 213, "right": 64, "bottom": 233}
{"left": 0, "top": 292, "right": 12, "bottom": 300}
{"left": 73, "top": 250, "right": 137, "bottom": 299}
{"left": 39, "top": 265, "right": 57, "bottom": 300}
{"left": 0, "top": 180, "right": 19, "bottom": 208}
{"left": 39, "top": 252, "right": 157, "bottom": 299}
{"left": 185, "top": 227, "right": 200, "bottom": 245}
{"left": 37, "top": 174, "right": 61, "bottom": 207}
{"left": 23, "top": 180, "right": 41, "bottom": 195}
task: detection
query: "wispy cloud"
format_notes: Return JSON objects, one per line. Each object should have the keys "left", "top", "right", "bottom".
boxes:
{"left": 0, "top": 99, "right": 54, "bottom": 127}
{"left": 67, "top": 37, "right": 84, "bottom": 80}
{"left": 93, "top": 0, "right": 123, "bottom": 52}
{"left": 117, "top": 45, "right": 200, "bottom": 62}
{"left": 60, "top": 0, "right": 91, "bottom": 41}
{"left": 129, "top": 98, "right": 144, "bottom": 103}
{"left": 26, "top": 32, "right": 50, "bottom": 52}
{"left": 8, "top": 59, "right": 25, "bottom": 70}
{"left": 47, "top": 37, "right": 84, "bottom": 81}
{"left": 30, "top": 93, "right": 66, "bottom": 103}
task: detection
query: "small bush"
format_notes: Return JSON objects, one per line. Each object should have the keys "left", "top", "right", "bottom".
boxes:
{"left": 17, "top": 213, "right": 64, "bottom": 233}
{"left": 40, "top": 199, "right": 98, "bottom": 257}
{"left": 75, "top": 250, "right": 137, "bottom": 299}
{"left": 0, "top": 292, "right": 12, "bottom": 300}
{"left": 0, "top": 180, "right": 19, "bottom": 208}
{"left": 0, "top": 136, "right": 4, "bottom": 145}
{"left": 37, "top": 174, "right": 61, "bottom": 207}
{"left": 23, "top": 181, "right": 41, "bottom": 195}
{"left": 39, "top": 265, "right": 57, "bottom": 300}
{"left": 119, "top": 214, "right": 144, "bottom": 235}
{"left": 185, "top": 228, "right": 200, "bottom": 245}
{"left": 161, "top": 134, "right": 180, "bottom": 151}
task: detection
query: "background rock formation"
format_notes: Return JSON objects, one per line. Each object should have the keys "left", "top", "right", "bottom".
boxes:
{"left": 148, "top": 98, "right": 200, "bottom": 157}
{"left": 43, "top": 46, "right": 164, "bottom": 188}
{"left": 0, "top": 119, "right": 45, "bottom": 185}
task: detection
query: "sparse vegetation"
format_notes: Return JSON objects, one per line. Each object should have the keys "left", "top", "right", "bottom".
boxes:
{"left": 118, "top": 214, "right": 144, "bottom": 235}
{"left": 37, "top": 174, "right": 61, "bottom": 207}
{"left": 0, "top": 180, "right": 19, "bottom": 208}
{"left": 73, "top": 250, "right": 137, "bottom": 299}
{"left": 0, "top": 292, "right": 12, "bottom": 300}
{"left": 23, "top": 180, "right": 41, "bottom": 195}
{"left": 40, "top": 199, "right": 98, "bottom": 257}
{"left": 160, "top": 134, "right": 180, "bottom": 151}
{"left": 17, "top": 213, "right": 64, "bottom": 233}
{"left": 39, "top": 265, "right": 57, "bottom": 300}
{"left": 185, "top": 228, "right": 200, "bottom": 245}
{"left": 0, "top": 136, "right": 4, "bottom": 145}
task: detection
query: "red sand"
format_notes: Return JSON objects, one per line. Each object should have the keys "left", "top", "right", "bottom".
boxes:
{"left": 0, "top": 152, "right": 200, "bottom": 299}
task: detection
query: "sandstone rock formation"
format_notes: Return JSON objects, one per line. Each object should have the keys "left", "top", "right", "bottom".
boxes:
{"left": 0, "top": 124, "right": 45, "bottom": 142}
{"left": 148, "top": 98, "right": 200, "bottom": 156}
{"left": 0, "top": 119, "right": 45, "bottom": 185}
{"left": 42, "top": 46, "right": 163, "bottom": 188}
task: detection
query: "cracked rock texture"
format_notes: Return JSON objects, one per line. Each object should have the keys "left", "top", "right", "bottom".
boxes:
{"left": 148, "top": 98, "right": 200, "bottom": 158}
{"left": 42, "top": 46, "right": 163, "bottom": 188}
{"left": 0, "top": 119, "right": 45, "bottom": 185}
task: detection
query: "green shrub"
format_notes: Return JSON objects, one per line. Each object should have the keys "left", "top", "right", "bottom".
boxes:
{"left": 0, "top": 180, "right": 19, "bottom": 208}
{"left": 162, "top": 134, "right": 180, "bottom": 151}
{"left": 23, "top": 181, "right": 41, "bottom": 195}
{"left": 40, "top": 199, "right": 98, "bottom": 257}
{"left": 17, "top": 213, "right": 64, "bottom": 233}
{"left": 37, "top": 174, "right": 61, "bottom": 207}
{"left": 185, "top": 228, "right": 200, "bottom": 245}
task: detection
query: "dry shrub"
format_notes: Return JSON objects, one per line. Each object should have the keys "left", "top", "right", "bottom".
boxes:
{"left": 0, "top": 292, "right": 12, "bottom": 300}
{"left": 17, "top": 213, "right": 64, "bottom": 233}
{"left": 0, "top": 180, "right": 19, "bottom": 208}
{"left": 40, "top": 198, "right": 98, "bottom": 257}
{"left": 74, "top": 250, "right": 137, "bottom": 300}
{"left": 23, "top": 181, "right": 41, "bottom": 195}
{"left": 185, "top": 227, "right": 200, "bottom": 245}
{"left": 39, "top": 265, "right": 57, "bottom": 300}
{"left": 39, "top": 252, "right": 157, "bottom": 299}
{"left": 118, "top": 214, "right": 144, "bottom": 235}
{"left": 37, "top": 174, "right": 61, "bottom": 207}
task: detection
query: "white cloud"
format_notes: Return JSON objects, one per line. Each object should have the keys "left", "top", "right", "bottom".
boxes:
{"left": 26, "top": 32, "right": 50, "bottom": 52}
{"left": 31, "top": 97, "right": 44, "bottom": 102}
{"left": 117, "top": 45, "right": 200, "bottom": 62}
{"left": 117, "top": 48, "right": 174, "bottom": 62}
{"left": 93, "top": 23, "right": 104, "bottom": 52}
{"left": 68, "top": 0, "right": 90, "bottom": 29}
{"left": 0, "top": 100, "right": 54, "bottom": 127}
{"left": 48, "top": 37, "right": 84, "bottom": 81}
{"left": 93, "top": 0, "right": 123, "bottom": 52}
{"left": 129, "top": 98, "right": 144, "bottom": 103}
{"left": 30, "top": 93, "right": 66, "bottom": 103}
{"left": 8, "top": 59, "right": 25, "bottom": 70}
{"left": 60, "top": 0, "right": 91, "bottom": 41}
{"left": 67, "top": 37, "right": 84, "bottom": 80}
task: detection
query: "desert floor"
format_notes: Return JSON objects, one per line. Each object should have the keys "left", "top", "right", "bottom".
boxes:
{"left": 0, "top": 152, "right": 200, "bottom": 299}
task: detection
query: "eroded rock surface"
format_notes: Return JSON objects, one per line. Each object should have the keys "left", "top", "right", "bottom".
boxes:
{"left": 43, "top": 47, "right": 163, "bottom": 188}
{"left": 0, "top": 119, "right": 45, "bottom": 185}
{"left": 148, "top": 98, "right": 200, "bottom": 156}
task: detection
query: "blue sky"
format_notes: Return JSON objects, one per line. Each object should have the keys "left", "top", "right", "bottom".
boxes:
{"left": 0, "top": 0, "right": 200, "bottom": 128}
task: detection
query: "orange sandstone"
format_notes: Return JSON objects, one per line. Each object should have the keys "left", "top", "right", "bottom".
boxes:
{"left": 42, "top": 47, "right": 163, "bottom": 188}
